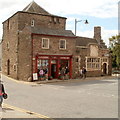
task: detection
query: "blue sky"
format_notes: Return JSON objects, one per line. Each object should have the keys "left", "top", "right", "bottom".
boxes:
{"left": 0, "top": 0, "right": 118, "bottom": 46}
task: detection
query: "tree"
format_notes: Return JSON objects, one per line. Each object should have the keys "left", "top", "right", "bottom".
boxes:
{"left": 109, "top": 35, "right": 120, "bottom": 69}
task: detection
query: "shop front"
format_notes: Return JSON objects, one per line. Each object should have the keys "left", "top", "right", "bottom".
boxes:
{"left": 34, "top": 54, "right": 72, "bottom": 79}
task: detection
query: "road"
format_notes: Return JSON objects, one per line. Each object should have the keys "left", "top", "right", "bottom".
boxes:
{"left": 1, "top": 75, "right": 118, "bottom": 118}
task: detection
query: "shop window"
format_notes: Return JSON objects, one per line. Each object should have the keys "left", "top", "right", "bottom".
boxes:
{"left": 59, "top": 39, "right": 66, "bottom": 49}
{"left": 42, "top": 38, "right": 49, "bottom": 49}
{"left": 59, "top": 59, "right": 69, "bottom": 70}
{"left": 38, "top": 59, "right": 49, "bottom": 68}
{"left": 86, "top": 57, "right": 101, "bottom": 70}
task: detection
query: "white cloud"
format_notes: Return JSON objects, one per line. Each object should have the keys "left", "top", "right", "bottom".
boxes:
{"left": 41, "top": 0, "right": 118, "bottom": 18}
{"left": 0, "top": 0, "right": 118, "bottom": 41}
{"left": 101, "top": 28, "right": 118, "bottom": 46}
{"left": 0, "top": 0, "right": 118, "bottom": 20}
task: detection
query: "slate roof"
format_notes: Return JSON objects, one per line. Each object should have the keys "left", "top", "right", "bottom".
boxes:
{"left": 22, "top": 1, "right": 66, "bottom": 19}
{"left": 99, "top": 40, "right": 107, "bottom": 48}
{"left": 31, "top": 27, "right": 75, "bottom": 37}
{"left": 76, "top": 37, "right": 98, "bottom": 46}
{"left": 23, "top": 1, "right": 51, "bottom": 15}
{"left": 76, "top": 37, "right": 107, "bottom": 48}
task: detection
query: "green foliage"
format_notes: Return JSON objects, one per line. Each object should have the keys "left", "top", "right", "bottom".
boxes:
{"left": 109, "top": 35, "right": 120, "bottom": 69}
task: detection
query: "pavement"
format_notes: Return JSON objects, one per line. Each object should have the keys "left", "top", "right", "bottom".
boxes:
{"left": 34, "top": 75, "right": 118, "bottom": 84}
{"left": 0, "top": 75, "right": 118, "bottom": 119}
{"left": 1, "top": 104, "right": 45, "bottom": 119}
{"left": 1, "top": 104, "right": 55, "bottom": 120}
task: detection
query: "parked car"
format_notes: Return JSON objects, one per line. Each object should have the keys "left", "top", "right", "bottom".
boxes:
{"left": 112, "top": 70, "right": 120, "bottom": 77}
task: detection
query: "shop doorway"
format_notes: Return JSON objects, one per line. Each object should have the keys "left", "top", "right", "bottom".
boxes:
{"left": 35, "top": 55, "right": 72, "bottom": 79}
{"left": 51, "top": 64, "right": 57, "bottom": 78}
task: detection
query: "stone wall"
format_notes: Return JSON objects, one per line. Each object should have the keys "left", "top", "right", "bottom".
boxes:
{"left": 18, "top": 12, "right": 66, "bottom": 31}
{"left": 32, "top": 34, "right": 76, "bottom": 78}
{"left": 2, "top": 13, "right": 19, "bottom": 79}
{"left": 2, "top": 11, "right": 111, "bottom": 81}
{"left": 17, "top": 26, "right": 32, "bottom": 81}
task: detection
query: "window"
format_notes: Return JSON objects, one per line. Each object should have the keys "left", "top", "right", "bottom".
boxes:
{"left": 38, "top": 59, "right": 48, "bottom": 68}
{"left": 31, "top": 20, "right": 35, "bottom": 27}
{"left": 59, "top": 39, "right": 66, "bottom": 49}
{"left": 86, "top": 57, "right": 101, "bottom": 70}
{"left": 54, "top": 17, "right": 57, "bottom": 23}
{"left": 13, "top": 64, "right": 16, "bottom": 71}
{"left": 7, "top": 42, "right": 10, "bottom": 50}
{"left": 102, "top": 58, "right": 107, "bottom": 62}
{"left": 57, "top": 18, "right": 60, "bottom": 23}
{"left": 7, "top": 20, "right": 10, "bottom": 30}
{"left": 42, "top": 38, "right": 49, "bottom": 49}
{"left": 75, "top": 56, "right": 80, "bottom": 62}
{"left": 50, "top": 17, "right": 60, "bottom": 24}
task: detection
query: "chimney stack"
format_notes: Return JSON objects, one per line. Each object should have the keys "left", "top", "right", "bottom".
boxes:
{"left": 94, "top": 26, "right": 101, "bottom": 44}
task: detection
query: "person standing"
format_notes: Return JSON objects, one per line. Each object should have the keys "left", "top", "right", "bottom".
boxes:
{"left": 0, "top": 80, "right": 7, "bottom": 119}
{"left": 0, "top": 81, "right": 5, "bottom": 108}
{"left": 65, "top": 67, "right": 69, "bottom": 80}
{"left": 0, "top": 80, "right": 8, "bottom": 119}
{"left": 60, "top": 67, "right": 65, "bottom": 80}
{"left": 80, "top": 68, "right": 83, "bottom": 78}
{"left": 39, "top": 68, "right": 44, "bottom": 80}
{"left": 43, "top": 67, "right": 48, "bottom": 81}
{"left": 82, "top": 67, "right": 87, "bottom": 79}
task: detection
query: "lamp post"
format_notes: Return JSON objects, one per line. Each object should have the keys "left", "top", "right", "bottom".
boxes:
{"left": 75, "top": 19, "right": 88, "bottom": 35}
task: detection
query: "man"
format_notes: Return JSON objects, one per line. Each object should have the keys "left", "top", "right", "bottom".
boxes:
{"left": 65, "top": 67, "right": 69, "bottom": 80}
{"left": 82, "top": 67, "right": 87, "bottom": 79}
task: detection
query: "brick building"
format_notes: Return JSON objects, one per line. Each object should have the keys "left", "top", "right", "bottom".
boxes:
{"left": 2, "top": 1, "right": 111, "bottom": 81}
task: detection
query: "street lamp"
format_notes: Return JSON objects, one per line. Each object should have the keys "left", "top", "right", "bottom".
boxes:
{"left": 75, "top": 19, "right": 89, "bottom": 35}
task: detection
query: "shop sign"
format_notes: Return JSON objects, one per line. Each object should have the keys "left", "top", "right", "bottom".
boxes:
{"left": 33, "top": 73, "right": 38, "bottom": 81}
{"left": 51, "top": 57, "right": 57, "bottom": 59}
{"left": 51, "top": 60, "right": 56, "bottom": 64}
{"left": 60, "top": 57, "right": 70, "bottom": 59}
{"left": 38, "top": 56, "right": 49, "bottom": 59}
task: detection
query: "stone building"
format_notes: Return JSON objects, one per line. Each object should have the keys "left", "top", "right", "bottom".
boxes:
{"left": 2, "top": 1, "right": 111, "bottom": 81}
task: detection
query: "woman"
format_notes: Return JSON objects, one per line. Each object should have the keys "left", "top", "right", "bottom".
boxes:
{"left": 0, "top": 81, "right": 5, "bottom": 107}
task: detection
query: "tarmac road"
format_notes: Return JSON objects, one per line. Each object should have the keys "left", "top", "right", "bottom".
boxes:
{"left": 0, "top": 75, "right": 118, "bottom": 118}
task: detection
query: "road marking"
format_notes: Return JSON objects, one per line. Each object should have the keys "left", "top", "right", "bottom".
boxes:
{"left": 3, "top": 103, "right": 54, "bottom": 120}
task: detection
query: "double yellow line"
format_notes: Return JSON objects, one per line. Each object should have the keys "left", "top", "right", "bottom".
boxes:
{"left": 3, "top": 103, "right": 54, "bottom": 120}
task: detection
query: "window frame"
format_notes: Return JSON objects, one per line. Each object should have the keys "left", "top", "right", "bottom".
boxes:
{"left": 31, "top": 20, "right": 35, "bottom": 27}
{"left": 86, "top": 57, "right": 101, "bottom": 71}
{"left": 59, "top": 39, "right": 66, "bottom": 50}
{"left": 42, "top": 38, "right": 49, "bottom": 49}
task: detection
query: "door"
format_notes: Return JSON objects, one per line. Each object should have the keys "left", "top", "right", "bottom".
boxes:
{"left": 51, "top": 60, "right": 57, "bottom": 78}
{"left": 103, "top": 63, "right": 107, "bottom": 75}
{"left": 51, "top": 64, "right": 57, "bottom": 78}
{"left": 7, "top": 59, "right": 10, "bottom": 75}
